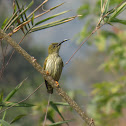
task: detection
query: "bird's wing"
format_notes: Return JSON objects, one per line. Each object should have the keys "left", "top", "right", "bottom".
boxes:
{"left": 43, "top": 57, "right": 48, "bottom": 70}
{"left": 61, "top": 59, "right": 64, "bottom": 68}
{"left": 43, "top": 57, "right": 53, "bottom": 94}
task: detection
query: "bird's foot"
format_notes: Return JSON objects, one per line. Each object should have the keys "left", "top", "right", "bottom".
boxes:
{"left": 55, "top": 81, "right": 59, "bottom": 87}
{"left": 46, "top": 71, "right": 49, "bottom": 75}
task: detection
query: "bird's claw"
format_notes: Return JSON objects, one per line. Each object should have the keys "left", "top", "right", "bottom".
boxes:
{"left": 55, "top": 81, "right": 59, "bottom": 87}
{"left": 46, "top": 71, "right": 49, "bottom": 75}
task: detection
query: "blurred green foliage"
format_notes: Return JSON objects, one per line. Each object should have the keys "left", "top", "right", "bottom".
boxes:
{"left": 78, "top": 0, "right": 126, "bottom": 125}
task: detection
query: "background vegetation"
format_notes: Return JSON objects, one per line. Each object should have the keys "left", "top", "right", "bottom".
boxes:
{"left": 0, "top": 0, "right": 126, "bottom": 126}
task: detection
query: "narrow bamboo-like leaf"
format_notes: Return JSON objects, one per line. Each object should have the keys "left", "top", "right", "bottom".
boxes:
{"left": 52, "top": 102, "right": 69, "bottom": 106}
{"left": 27, "top": 0, "right": 48, "bottom": 18}
{"left": 11, "top": 18, "right": 32, "bottom": 35}
{"left": 0, "top": 102, "right": 35, "bottom": 107}
{"left": 13, "top": 0, "right": 16, "bottom": 13}
{"left": 102, "top": 0, "right": 110, "bottom": 15}
{"left": 2, "top": 111, "right": 6, "bottom": 121}
{"left": 10, "top": 114, "right": 26, "bottom": 124}
{"left": 109, "top": 2, "right": 126, "bottom": 20}
{"left": 110, "top": 18, "right": 126, "bottom": 25}
{"left": 5, "top": 0, "right": 34, "bottom": 31}
{"left": 101, "top": 0, "right": 103, "bottom": 12}
{"left": 23, "top": 8, "right": 31, "bottom": 29}
{"left": 4, "top": 78, "right": 27, "bottom": 102}
{"left": 3, "top": 10, "right": 18, "bottom": 31}
{"left": 47, "top": 114, "right": 55, "bottom": 123}
{"left": 1, "top": 18, "right": 8, "bottom": 29}
{"left": 19, "top": 5, "right": 29, "bottom": 32}
{"left": 15, "top": 0, "right": 26, "bottom": 24}
{"left": 0, "top": 120, "right": 11, "bottom": 126}
{"left": 34, "top": 3, "right": 66, "bottom": 20}
{"left": 30, "top": 16, "right": 77, "bottom": 32}
{"left": 50, "top": 2, "right": 65, "bottom": 11}
{"left": 50, "top": 101, "right": 65, "bottom": 121}
{"left": 35, "top": 10, "right": 70, "bottom": 26}
{"left": 49, "top": 120, "right": 73, "bottom": 126}
{"left": 0, "top": 90, "right": 4, "bottom": 102}
{"left": 31, "top": 13, "right": 34, "bottom": 26}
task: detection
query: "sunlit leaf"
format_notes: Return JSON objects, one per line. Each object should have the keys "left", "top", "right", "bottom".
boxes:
{"left": 30, "top": 16, "right": 77, "bottom": 32}
{"left": 35, "top": 10, "right": 70, "bottom": 26}
{"left": 52, "top": 102, "right": 69, "bottom": 106}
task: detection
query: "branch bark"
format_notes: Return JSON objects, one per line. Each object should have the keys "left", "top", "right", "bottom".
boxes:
{"left": 0, "top": 28, "right": 95, "bottom": 126}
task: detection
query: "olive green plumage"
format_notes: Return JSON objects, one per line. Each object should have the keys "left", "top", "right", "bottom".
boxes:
{"left": 43, "top": 39, "right": 68, "bottom": 94}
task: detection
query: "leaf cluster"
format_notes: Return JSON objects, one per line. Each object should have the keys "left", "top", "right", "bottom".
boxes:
{"left": 77, "top": 0, "right": 126, "bottom": 125}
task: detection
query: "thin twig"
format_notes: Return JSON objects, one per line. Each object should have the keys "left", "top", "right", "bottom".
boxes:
{"left": 43, "top": 94, "right": 51, "bottom": 126}
{"left": 0, "top": 28, "right": 31, "bottom": 78}
{"left": 27, "top": 0, "right": 48, "bottom": 18}
{"left": 65, "top": 25, "right": 103, "bottom": 65}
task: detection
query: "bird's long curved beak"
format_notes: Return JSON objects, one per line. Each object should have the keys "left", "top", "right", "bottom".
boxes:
{"left": 58, "top": 39, "right": 70, "bottom": 46}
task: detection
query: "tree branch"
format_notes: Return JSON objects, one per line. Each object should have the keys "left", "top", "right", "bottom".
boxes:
{"left": 0, "top": 28, "right": 95, "bottom": 126}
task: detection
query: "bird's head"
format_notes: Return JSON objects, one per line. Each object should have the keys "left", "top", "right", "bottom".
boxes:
{"left": 48, "top": 39, "right": 69, "bottom": 54}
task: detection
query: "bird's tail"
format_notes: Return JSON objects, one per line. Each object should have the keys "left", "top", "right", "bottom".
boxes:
{"left": 45, "top": 80, "right": 53, "bottom": 94}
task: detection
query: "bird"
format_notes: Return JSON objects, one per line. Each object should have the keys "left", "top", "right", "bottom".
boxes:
{"left": 43, "top": 39, "right": 69, "bottom": 94}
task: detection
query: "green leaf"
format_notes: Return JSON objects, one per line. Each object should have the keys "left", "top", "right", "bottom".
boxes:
{"left": 0, "top": 90, "right": 4, "bottom": 102}
{"left": 110, "top": 18, "right": 126, "bottom": 25}
{"left": 4, "top": 78, "right": 27, "bottom": 102}
{"left": 77, "top": 20, "right": 91, "bottom": 43}
{"left": 77, "top": 4, "right": 90, "bottom": 19}
{"left": 47, "top": 114, "right": 55, "bottom": 123}
{"left": 30, "top": 16, "right": 77, "bottom": 32}
{"left": 109, "top": 2, "right": 126, "bottom": 21}
{"left": 50, "top": 101, "right": 65, "bottom": 121}
{"left": 0, "top": 102, "right": 35, "bottom": 107}
{"left": 1, "top": 18, "right": 8, "bottom": 29}
{"left": 3, "top": 10, "right": 18, "bottom": 31}
{"left": 31, "top": 13, "right": 34, "bottom": 26}
{"left": 5, "top": 0, "right": 34, "bottom": 31}
{"left": 23, "top": 7, "right": 31, "bottom": 29}
{"left": 10, "top": 114, "right": 26, "bottom": 124}
{"left": 35, "top": 10, "right": 70, "bottom": 26}
{"left": 49, "top": 120, "right": 73, "bottom": 126}
{"left": 102, "top": 0, "right": 110, "bottom": 15}
{"left": 15, "top": 0, "right": 26, "bottom": 25}
{"left": 0, "top": 120, "right": 11, "bottom": 126}
{"left": 49, "top": 2, "right": 65, "bottom": 11}
{"left": 52, "top": 102, "right": 69, "bottom": 106}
